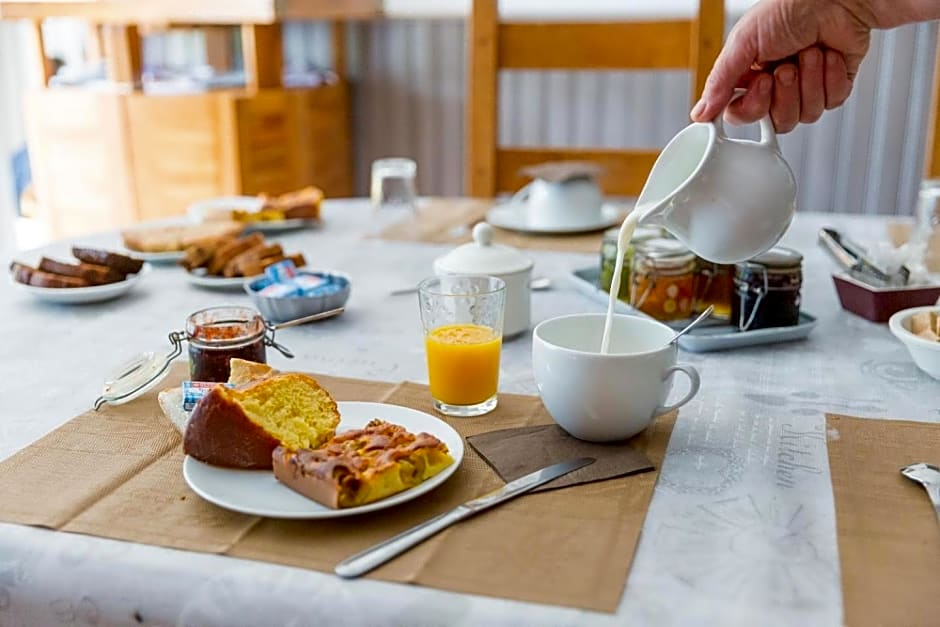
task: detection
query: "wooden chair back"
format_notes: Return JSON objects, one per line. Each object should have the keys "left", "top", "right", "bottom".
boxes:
{"left": 466, "top": 0, "right": 725, "bottom": 197}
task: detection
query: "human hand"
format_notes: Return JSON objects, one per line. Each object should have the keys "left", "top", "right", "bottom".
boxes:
{"left": 690, "top": 0, "right": 875, "bottom": 133}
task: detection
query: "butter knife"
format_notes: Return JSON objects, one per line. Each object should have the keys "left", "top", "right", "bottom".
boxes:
{"left": 334, "top": 456, "right": 596, "bottom": 578}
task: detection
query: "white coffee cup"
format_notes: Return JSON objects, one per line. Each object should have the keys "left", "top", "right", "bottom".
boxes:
{"left": 532, "top": 313, "right": 700, "bottom": 442}
{"left": 512, "top": 177, "right": 603, "bottom": 230}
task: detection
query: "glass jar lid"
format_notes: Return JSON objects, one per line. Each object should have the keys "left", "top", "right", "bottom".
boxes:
{"left": 93, "top": 335, "right": 185, "bottom": 410}
{"left": 747, "top": 246, "right": 803, "bottom": 270}
{"left": 635, "top": 238, "right": 696, "bottom": 268}
{"left": 603, "top": 225, "right": 663, "bottom": 244}
{"left": 186, "top": 306, "right": 266, "bottom": 348}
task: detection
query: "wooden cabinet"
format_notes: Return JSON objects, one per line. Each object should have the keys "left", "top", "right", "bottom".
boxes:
{"left": 2, "top": 1, "right": 372, "bottom": 238}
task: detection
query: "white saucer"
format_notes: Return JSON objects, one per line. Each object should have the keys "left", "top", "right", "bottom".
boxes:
{"left": 11, "top": 263, "right": 151, "bottom": 305}
{"left": 183, "top": 401, "right": 464, "bottom": 519}
{"left": 184, "top": 270, "right": 249, "bottom": 291}
{"left": 188, "top": 196, "right": 320, "bottom": 234}
{"left": 486, "top": 202, "right": 627, "bottom": 235}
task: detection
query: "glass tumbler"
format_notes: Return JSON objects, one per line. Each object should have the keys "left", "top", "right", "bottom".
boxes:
{"left": 418, "top": 275, "right": 506, "bottom": 417}
{"left": 371, "top": 157, "right": 418, "bottom": 219}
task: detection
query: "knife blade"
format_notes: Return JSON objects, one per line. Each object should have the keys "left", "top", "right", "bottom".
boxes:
{"left": 334, "top": 456, "right": 596, "bottom": 578}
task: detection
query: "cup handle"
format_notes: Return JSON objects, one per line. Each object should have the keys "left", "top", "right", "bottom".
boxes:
{"left": 653, "top": 364, "right": 701, "bottom": 415}
{"left": 711, "top": 88, "right": 779, "bottom": 152}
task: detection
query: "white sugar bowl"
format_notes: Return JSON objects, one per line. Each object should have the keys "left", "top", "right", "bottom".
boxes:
{"left": 433, "top": 222, "right": 534, "bottom": 339}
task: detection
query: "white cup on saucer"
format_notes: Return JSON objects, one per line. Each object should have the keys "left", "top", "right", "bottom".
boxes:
{"left": 512, "top": 177, "right": 603, "bottom": 230}
{"left": 532, "top": 313, "right": 700, "bottom": 442}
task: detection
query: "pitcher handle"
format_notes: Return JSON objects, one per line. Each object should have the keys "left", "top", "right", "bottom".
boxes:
{"left": 711, "top": 88, "right": 779, "bottom": 152}
{"left": 653, "top": 364, "right": 701, "bottom": 415}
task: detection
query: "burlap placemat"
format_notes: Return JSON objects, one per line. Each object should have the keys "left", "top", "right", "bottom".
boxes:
{"left": 0, "top": 362, "right": 676, "bottom": 613}
{"left": 373, "top": 197, "right": 617, "bottom": 254}
{"left": 826, "top": 414, "right": 940, "bottom": 627}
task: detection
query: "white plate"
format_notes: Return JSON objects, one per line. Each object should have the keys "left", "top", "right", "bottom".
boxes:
{"left": 187, "top": 195, "right": 319, "bottom": 234}
{"left": 11, "top": 263, "right": 151, "bottom": 304}
{"left": 124, "top": 249, "right": 186, "bottom": 264}
{"left": 184, "top": 270, "right": 250, "bottom": 290}
{"left": 183, "top": 401, "right": 465, "bottom": 519}
{"left": 486, "top": 202, "right": 626, "bottom": 234}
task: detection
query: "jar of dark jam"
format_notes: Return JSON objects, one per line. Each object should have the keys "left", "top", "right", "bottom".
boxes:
{"left": 186, "top": 306, "right": 269, "bottom": 382}
{"left": 694, "top": 259, "right": 735, "bottom": 319}
{"left": 731, "top": 247, "right": 803, "bottom": 331}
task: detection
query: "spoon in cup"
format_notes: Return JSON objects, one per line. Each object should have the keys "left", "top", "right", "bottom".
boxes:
{"left": 669, "top": 305, "right": 714, "bottom": 344}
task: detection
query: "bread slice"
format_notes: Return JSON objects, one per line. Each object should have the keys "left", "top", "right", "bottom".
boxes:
{"left": 71, "top": 247, "right": 144, "bottom": 275}
{"left": 227, "top": 358, "right": 277, "bottom": 386}
{"left": 272, "top": 420, "right": 454, "bottom": 509}
{"left": 222, "top": 243, "right": 283, "bottom": 278}
{"left": 122, "top": 221, "right": 245, "bottom": 253}
{"left": 183, "top": 372, "right": 340, "bottom": 469}
{"left": 206, "top": 233, "right": 264, "bottom": 276}
{"left": 38, "top": 257, "right": 122, "bottom": 285}
{"left": 158, "top": 388, "right": 191, "bottom": 434}
{"left": 9, "top": 262, "right": 34, "bottom": 285}
{"left": 28, "top": 269, "right": 89, "bottom": 288}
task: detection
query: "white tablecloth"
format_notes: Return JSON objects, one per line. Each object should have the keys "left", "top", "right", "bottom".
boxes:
{"left": 0, "top": 201, "right": 937, "bottom": 627}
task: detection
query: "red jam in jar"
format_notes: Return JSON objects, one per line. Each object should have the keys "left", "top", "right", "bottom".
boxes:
{"left": 186, "top": 306, "right": 267, "bottom": 382}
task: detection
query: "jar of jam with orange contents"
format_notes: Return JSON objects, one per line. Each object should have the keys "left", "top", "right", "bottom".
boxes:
{"left": 630, "top": 239, "right": 697, "bottom": 321}
{"left": 694, "top": 259, "right": 735, "bottom": 319}
{"left": 599, "top": 225, "right": 663, "bottom": 300}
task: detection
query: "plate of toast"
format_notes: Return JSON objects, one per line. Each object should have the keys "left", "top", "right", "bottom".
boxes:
{"left": 188, "top": 187, "right": 323, "bottom": 234}
{"left": 10, "top": 247, "right": 150, "bottom": 304}
{"left": 121, "top": 221, "right": 246, "bottom": 264}
{"left": 181, "top": 231, "right": 306, "bottom": 290}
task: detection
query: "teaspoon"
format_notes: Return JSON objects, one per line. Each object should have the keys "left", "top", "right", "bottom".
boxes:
{"left": 669, "top": 305, "right": 714, "bottom": 344}
{"left": 900, "top": 462, "right": 940, "bottom": 524}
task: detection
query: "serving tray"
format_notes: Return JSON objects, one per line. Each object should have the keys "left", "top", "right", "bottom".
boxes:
{"left": 571, "top": 266, "right": 817, "bottom": 352}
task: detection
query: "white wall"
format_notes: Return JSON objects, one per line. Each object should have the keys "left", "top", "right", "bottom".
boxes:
{"left": 0, "top": 21, "right": 28, "bottom": 258}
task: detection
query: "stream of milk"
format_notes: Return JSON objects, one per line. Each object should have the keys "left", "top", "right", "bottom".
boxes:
{"left": 599, "top": 207, "right": 646, "bottom": 353}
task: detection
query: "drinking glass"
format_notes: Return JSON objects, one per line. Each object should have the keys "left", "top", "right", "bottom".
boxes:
{"left": 418, "top": 275, "right": 506, "bottom": 417}
{"left": 371, "top": 157, "right": 417, "bottom": 218}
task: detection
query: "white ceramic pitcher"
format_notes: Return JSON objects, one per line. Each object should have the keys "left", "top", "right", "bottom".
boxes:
{"left": 635, "top": 111, "right": 797, "bottom": 264}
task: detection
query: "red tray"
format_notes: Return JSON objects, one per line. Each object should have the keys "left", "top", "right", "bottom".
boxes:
{"left": 832, "top": 273, "right": 940, "bottom": 323}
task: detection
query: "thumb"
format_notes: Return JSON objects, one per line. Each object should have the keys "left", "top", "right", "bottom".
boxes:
{"left": 691, "top": 29, "right": 757, "bottom": 122}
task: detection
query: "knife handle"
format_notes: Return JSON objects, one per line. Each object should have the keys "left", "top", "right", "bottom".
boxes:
{"left": 334, "top": 507, "right": 470, "bottom": 578}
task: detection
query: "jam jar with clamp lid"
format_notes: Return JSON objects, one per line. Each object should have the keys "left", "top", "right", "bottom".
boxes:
{"left": 731, "top": 247, "right": 803, "bottom": 331}
{"left": 630, "top": 238, "right": 697, "bottom": 321}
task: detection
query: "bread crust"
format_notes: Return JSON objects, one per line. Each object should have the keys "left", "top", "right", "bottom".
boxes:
{"left": 38, "top": 257, "right": 121, "bottom": 285}
{"left": 272, "top": 420, "right": 454, "bottom": 509}
{"left": 71, "top": 247, "right": 144, "bottom": 275}
{"left": 184, "top": 385, "right": 281, "bottom": 469}
{"left": 28, "top": 269, "right": 89, "bottom": 288}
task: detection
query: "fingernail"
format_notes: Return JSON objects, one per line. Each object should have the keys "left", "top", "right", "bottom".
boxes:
{"left": 777, "top": 66, "right": 797, "bottom": 87}
{"left": 758, "top": 74, "right": 772, "bottom": 95}
{"left": 805, "top": 48, "right": 821, "bottom": 67}
{"left": 690, "top": 99, "right": 706, "bottom": 119}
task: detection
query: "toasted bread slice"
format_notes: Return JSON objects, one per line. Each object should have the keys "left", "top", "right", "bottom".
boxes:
{"left": 71, "top": 247, "right": 144, "bottom": 276}
{"left": 39, "top": 257, "right": 121, "bottom": 285}
{"left": 9, "top": 262, "right": 34, "bottom": 285}
{"left": 206, "top": 233, "right": 264, "bottom": 276}
{"left": 122, "top": 221, "right": 245, "bottom": 253}
{"left": 28, "top": 270, "right": 89, "bottom": 288}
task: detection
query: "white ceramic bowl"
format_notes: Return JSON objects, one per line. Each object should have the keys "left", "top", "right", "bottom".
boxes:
{"left": 888, "top": 306, "right": 940, "bottom": 380}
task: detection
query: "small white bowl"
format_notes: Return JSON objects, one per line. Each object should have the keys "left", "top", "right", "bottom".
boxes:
{"left": 888, "top": 306, "right": 940, "bottom": 380}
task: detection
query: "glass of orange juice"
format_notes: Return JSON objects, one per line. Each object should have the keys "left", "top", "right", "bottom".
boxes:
{"left": 418, "top": 275, "right": 506, "bottom": 417}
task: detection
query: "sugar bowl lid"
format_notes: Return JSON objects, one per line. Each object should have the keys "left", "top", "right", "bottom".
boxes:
{"left": 434, "top": 222, "right": 534, "bottom": 275}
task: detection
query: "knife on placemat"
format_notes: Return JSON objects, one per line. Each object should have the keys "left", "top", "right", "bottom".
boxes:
{"left": 334, "top": 456, "right": 596, "bottom": 578}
